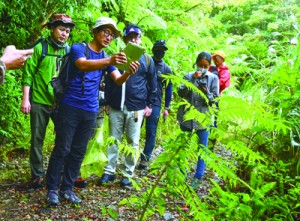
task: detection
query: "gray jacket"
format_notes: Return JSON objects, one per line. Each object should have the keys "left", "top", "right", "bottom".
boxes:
{"left": 177, "top": 71, "right": 219, "bottom": 130}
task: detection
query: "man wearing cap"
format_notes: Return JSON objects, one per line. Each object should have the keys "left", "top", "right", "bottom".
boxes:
{"left": 211, "top": 50, "right": 230, "bottom": 94}
{"left": 46, "top": 17, "right": 139, "bottom": 205}
{"left": 20, "top": 13, "right": 75, "bottom": 189}
{"left": 98, "top": 24, "right": 157, "bottom": 187}
{"left": 138, "top": 40, "right": 172, "bottom": 169}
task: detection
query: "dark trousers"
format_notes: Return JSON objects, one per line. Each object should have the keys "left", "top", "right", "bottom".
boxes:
{"left": 141, "top": 105, "right": 161, "bottom": 161}
{"left": 30, "top": 102, "right": 56, "bottom": 179}
{"left": 46, "top": 103, "right": 97, "bottom": 191}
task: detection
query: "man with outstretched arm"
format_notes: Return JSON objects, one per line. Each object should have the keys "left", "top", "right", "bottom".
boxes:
{"left": 46, "top": 17, "right": 139, "bottom": 205}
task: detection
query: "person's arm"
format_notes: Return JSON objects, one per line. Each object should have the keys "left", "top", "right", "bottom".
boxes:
{"left": 164, "top": 66, "right": 173, "bottom": 109}
{"left": 219, "top": 67, "right": 230, "bottom": 93}
{"left": 0, "top": 45, "right": 33, "bottom": 70}
{"left": 207, "top": 74, "right": 219, "bottom": 101}
{"left": 74, "top": 52, "right": 127, "bottom": 72}
{"left": 74, "top": 49, "right": 139, "bottom": 85}
{"left": 145, "top": 57, "right": 157, "bottom": 117}
{"left": 110, "top": 61, "right": 139, "bottom": 85}
{"left": 0, "top": 59, "right": 6, "bottom": 86}
{"left": 178, "top": 73, "right": 194, "bottom": 98}
{"left": 20, "top": 44, "right": 40, "bottom": 113}
{"left": 20, "top": 86, "right": 31, "bottom": 114}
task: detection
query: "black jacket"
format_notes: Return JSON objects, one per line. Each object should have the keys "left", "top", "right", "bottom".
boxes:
{"left": 105, "top": 53, "right": 157, "bottom": 111}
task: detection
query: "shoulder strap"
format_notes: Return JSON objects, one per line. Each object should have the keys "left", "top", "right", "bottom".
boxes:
{"left": 78, "top": 42, "right": 90, "bottom": 95}
{"left": 82, "top": 42, "right": 90, "bottom": 58}
{"left": 33, "top": 38, "right": 48, "bottom": 75}
{"left": 144, "top": 53, "right": 151, "bottom": 72}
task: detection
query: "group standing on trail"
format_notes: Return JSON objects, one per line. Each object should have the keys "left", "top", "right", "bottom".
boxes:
{"left": 0, "top": 13, "right": 230, "bottom": 205}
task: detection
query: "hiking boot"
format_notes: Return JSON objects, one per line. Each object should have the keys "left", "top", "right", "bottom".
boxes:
{"left": 137, "top": 160, "right": 148, "bottom": 170}
{"left": 59, "top": 190, "right": 82, "bottom": 204}
{"left": 46, "top": 190, "right": 59, "bottom": 205}
{"left": 191, "top": 178, "right": 201, "bottom": 190}
{"left": 31, "top": 177, "right": 44, "bottom": 189}
{"left": 97, "top": 174, "right": 116, "bottom": 186}
{"left": 120, "top": 178, "right": 132, "bottom": 188}
{"left": 74, "top": 177, "right": 88, "bottom": 188}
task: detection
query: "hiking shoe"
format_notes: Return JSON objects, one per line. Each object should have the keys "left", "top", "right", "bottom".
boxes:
{"left": 74, "top": 177, "right": 88, "bottom": 188}
{"left": 120, "top": 179, "right": 132, "bottom": 188}
{"left": 191, "top": 178, "right": 201, "bottom": 190}
{"left": 59, "top": 190, "right": 82, "bottom": 204}
{"left": 46, "top": 190, "right": 59, "bottom": 205}
{"left": 97, "top": 174, "right": 116, "bottom": 186}
{"left": 31, "top": 177, "right": 44, "bottom": 189}
{"left": 137, "top": 160, "right": 148, "bottom": 170}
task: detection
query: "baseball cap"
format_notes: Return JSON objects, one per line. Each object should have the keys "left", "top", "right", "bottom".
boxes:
{"left": 92, "top": 17, "right": 121, "bottom": 37}
{"left": 123, "top": 25, "right": 142, "bottom": 37}
{"left": 212, "top": 50, "right": 226, "bottom": 60}
{"left": 153, "top": 40, "right": 168, "bottom": 50}
{"left": 46, "top": 14, "right": 75, "bottom": 28}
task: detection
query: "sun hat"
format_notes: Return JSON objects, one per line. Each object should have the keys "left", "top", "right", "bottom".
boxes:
{"left": 92, "top": 17, "right": 121, "bottom": 37}
{"left": 212, "top": 50, "right": 226, "bottom": 60}
{"left": 46, "top": 14, "right": 75, "bottom": 28}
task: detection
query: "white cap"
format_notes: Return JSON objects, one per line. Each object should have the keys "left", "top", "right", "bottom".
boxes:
{"left": 92, "top": 17, "right": 121, "bottom": 37}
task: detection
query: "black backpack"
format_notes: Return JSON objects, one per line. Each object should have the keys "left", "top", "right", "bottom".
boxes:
{"left": 50, "top": 42, "right": 90, "bottom": 102}
{"left": 27, "top": 37, "right": 71, "bottom": 75}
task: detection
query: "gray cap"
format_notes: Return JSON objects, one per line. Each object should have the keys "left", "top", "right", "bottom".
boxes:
{"left": 92, "top": 17, "right": 121, "bottom": 37}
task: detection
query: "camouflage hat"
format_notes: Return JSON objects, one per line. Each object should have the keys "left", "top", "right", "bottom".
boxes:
{"left": 46, "top": 14, "right": 75, "bottom": 28}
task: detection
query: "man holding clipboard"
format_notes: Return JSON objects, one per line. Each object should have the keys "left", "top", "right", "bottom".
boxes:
{"left": 99, "top": 24, "right": 157, "bottom": 187}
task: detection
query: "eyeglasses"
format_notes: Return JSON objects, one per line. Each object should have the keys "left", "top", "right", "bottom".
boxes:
{"left": 126, "top": 33, "right": 141, "bottom": 41}
{"left": 102, "top": 30, "right": 116, "bottom": 40}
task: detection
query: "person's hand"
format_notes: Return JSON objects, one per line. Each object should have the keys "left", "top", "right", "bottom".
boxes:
{"left": 109, "top": 52, "right": 127, "bottom": 65}
{"left": 193, "top": 70, "right": 203, "bottom": 79}
{"left": 163, "top": 109, "right": 169, "bottom": 117}
{"left": 1, "top": 45, "right": 34, "bottom": 70}
{"left": 105, "top": 105, "right": 110, "bottom": 115}
{"left": 127, "top": 61, "right": 140, "bottom": 75}
{"left": 20, "top": 98, "right": 31, "bottom": 114}
{"left": 144, "top": 106, "right": 152, "bottom": 117}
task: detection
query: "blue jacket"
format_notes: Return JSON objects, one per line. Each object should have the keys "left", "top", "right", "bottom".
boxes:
{"left": 152, "top": 57, "right": 172, "bottom": 108}
{"left": 105, "top": 53, "right": 157, "bottom": 111}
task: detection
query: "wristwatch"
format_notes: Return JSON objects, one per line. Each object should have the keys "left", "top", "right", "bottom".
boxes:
{"left": 0, "top": 59, "right": 6, "bottom": 86}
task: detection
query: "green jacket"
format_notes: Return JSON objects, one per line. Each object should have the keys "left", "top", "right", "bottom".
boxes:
{"left": 22, "top": 37, "right": 68, "bottom": 106}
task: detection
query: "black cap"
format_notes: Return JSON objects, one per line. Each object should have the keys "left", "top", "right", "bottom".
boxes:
{"left": 153, "top": 40, "right": 168, "bottom": 50}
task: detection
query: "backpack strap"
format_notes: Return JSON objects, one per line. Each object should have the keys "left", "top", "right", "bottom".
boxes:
{"left": 79, "top": 42, "right": 90, "bottom": 95}
{"left": 33, "top": 39, "right": 48, "bottom": 75}
{"left": 144, "top": 53, "right": 151, "bottom": 72}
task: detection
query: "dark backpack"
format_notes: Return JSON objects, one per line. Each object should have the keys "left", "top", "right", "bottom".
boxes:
{"left": 50, "top": 42, "right": 90, "bottom": 102}
{"left": 27, "top": 37, "right": 70, "bottom": 75}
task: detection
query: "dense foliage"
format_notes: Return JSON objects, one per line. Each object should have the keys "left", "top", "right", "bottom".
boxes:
{"left": 1, "top": 0, "right": 300, "bottom": 220}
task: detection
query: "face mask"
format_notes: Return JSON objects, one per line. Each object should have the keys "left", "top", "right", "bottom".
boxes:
{"left": 197, "top": 67, "right": 208, "bottom": 75}
{"left": 153, "top": 50, "right": 165, "bottom": 60}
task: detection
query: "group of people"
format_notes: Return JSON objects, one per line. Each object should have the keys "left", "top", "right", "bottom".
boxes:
{"left": 0, "top": 13, "right": 230, "bottom": 205}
